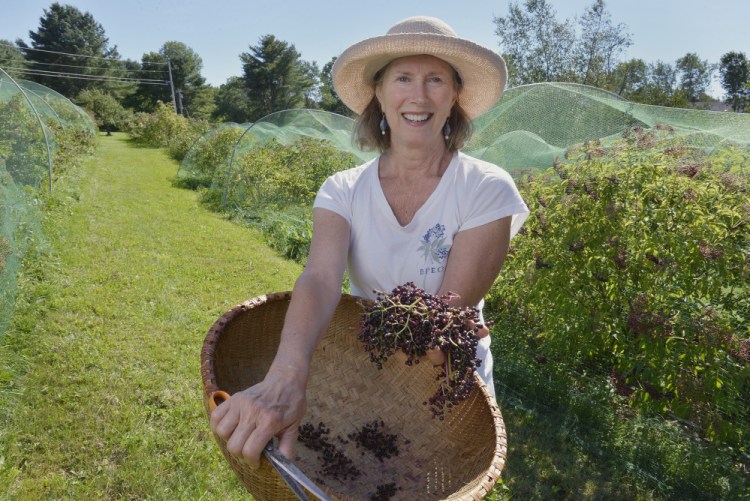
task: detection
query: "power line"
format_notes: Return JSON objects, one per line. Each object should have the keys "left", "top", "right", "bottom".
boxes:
{"left": 0, "top": 57, "right": 166, "bottom": 74}
{"left": 2, "top": 66, "right": 169, "bottom": 85}
{"left": 0, "top": 41, "right": 169, "bottom": 66}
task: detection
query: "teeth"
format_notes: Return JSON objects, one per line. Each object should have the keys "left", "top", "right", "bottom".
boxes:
{"left": 403, "top": 113, "right": 430, "bottom": 122}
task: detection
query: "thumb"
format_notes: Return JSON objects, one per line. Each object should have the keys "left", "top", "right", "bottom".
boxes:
{"left": 276, "top": 424, "right": 299, "bottom": 460}
{"left": 467, "top": 319, "right": 490, "bottom": 339}
{"left": 476, "top": 323, "right": 490, "bottom": 339}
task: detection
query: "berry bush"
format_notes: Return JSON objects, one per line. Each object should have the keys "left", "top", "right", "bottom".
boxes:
{"left": 488, "top": 127, "right": 750, "bottom": 449}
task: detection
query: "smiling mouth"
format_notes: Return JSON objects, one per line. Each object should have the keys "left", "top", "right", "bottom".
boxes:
{"left": 402, "top": 113, "right": 433, "bottom": 124}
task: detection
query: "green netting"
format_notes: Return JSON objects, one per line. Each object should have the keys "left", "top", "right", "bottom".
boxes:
{"left": 228, "top": 108, "right": 372, "bottom": 161}
{"left": 0, "top": 69, "right": 95, "bottom": 340}
{"left": 0, "top": 69, "right": 53, "bottom": 189}
{"left": 465, "top": 82, "right": 750, "bottom": 174}
{"left": 17, "top": 78, "right": 97, "bottom": 136}
{"left": 219, "top": 109, "right": 375, "bottom": 208}
{"left": 176, "top": 122, "right": 248, "bottom": 186}
{"left": 0, "top": 70, "right": 48, "bottom": 338}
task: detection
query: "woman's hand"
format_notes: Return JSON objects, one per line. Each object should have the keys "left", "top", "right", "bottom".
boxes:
{"left": 209, "top": 370, "right": 307, "bottom": 467}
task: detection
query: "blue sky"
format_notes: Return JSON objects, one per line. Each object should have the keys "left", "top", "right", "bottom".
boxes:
{"left": 2, "top": 0, "right": 749, "bottom": 98}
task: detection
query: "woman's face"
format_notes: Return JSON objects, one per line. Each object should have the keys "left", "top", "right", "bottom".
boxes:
{"left": 375, "top": 54, "right": 458, "bottom": 149}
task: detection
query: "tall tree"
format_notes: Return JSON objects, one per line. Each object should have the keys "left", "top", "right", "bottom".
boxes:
{"left": 634, "top": 61, "right": 688, "bottom": 107}
{"left": 240, "top": 35, "right": 316, "bottom": 120}
{"left": 131, "top": 41, "right": 208, "bottom": 114}
{"left": 494, "top": 0, "right": 576, "bottom": 85}
{"left": 213, "top": 76, "right": 252, "bottom": 122}
{"left": 318, "top": 57, "right": 351, "bottom": 116}
{"left": 610, "top": 58, "right": 647, "bottom": 97}
{"left": 0, "top": 40, "right": 27, "bottom": 79}
{"left": 574, "top": 0, "right": 632, "bottom": 87}
{"left": 719, "top": 51, "right": 749, "bottom": 112}
{"left": 300, "top": 60, "right": 321, "bottom": 109}
{"left": 18, "top": 2, "right": 120, "bottom": 96}
{"left": 675, "top": 53, "right": 714, "bottom": 102}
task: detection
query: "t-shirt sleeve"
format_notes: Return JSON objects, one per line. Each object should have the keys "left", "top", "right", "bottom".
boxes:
{"left": 460, "top": 165, "right": 530, "bottom": 239}
{"left": 313, "top": 171, "right": 353, "bottom": 225}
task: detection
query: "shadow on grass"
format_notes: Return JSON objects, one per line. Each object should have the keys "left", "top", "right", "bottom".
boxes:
{"left": 489, "top": 357, "right": 749, "bottom": 501}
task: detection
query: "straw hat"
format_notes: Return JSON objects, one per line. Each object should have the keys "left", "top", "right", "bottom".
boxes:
{"left": 332, "top": 16, "right": 507, "bottom": 119}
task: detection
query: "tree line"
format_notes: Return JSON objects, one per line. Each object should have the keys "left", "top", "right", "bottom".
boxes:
{"left": 1, "top": 1, "right": 748, "bottom": 132}
{"left": 495, "top": 0, "right": 749, "bottom": 111}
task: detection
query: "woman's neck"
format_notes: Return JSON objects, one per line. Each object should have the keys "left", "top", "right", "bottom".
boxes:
{"left": 380, "top": 141, "right": 453, "bottom": 180}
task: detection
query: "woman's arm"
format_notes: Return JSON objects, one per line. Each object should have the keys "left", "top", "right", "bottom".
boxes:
{"left": 412, "top": 216, "right": 511, "bottom": 366}
{"left": 210, "top": 208, "right": 350, "bottom": 466}
{"left": 438, "top": 216, "right": 512, "bottom": 306}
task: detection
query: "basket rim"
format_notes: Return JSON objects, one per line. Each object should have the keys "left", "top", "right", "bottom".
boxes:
{"left": 200, "top": 291, "right": 507, "bottom": 500}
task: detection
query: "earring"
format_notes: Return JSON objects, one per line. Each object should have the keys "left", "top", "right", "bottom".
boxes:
{"left": 380, "top": 115, "right": 388, "bottom": 135}
{"left": 443, "top": 120, "right": 451, "bottom": 141}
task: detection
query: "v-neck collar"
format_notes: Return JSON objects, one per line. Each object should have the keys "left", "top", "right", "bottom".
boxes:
{"left": 372, "top": 151, "right": 459, "bottom": 229}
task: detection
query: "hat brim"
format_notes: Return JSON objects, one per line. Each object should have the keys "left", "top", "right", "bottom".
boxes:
{"left": 332, "top": 32, "right": 507, "bottom": 119}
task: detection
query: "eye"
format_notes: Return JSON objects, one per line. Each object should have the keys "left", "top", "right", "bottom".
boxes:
{"left": 396, "top": 75, "right": 410, "bottom": 82}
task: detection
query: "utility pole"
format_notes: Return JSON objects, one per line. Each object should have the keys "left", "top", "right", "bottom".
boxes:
{"left": 167, "top": 57, "right": 177, "bottom": 113}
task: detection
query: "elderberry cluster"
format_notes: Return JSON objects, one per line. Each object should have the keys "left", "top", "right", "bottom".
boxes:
{"left": 347, "top": 419, "right": 399, "bottom": 462}
{"left": 297, "top": 422, "right": 361, "bottom": 482}
{"left": 371, "top": 482, "right": 400, "bottom": 501}
{"left": 359, "top": 282, "right": 483, "bottom": 419}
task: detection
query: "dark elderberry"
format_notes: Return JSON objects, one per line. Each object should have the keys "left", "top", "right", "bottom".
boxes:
{"left": 371, "top": 482, "right": 400, "bottom": 501}
{"left": 347, "top": 419, "right": 399, "bottom": 462}
{"left": 359, "top": 282, "right": 483, "bottom": 419}
{"left": 298, "top": 421, "right": 362, "bottom": 481}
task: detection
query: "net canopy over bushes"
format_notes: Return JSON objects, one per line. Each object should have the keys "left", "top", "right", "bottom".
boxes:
{"left": 465, "top": 82, "right": 750, "bottom": 174}
{"left": 177, "top": 109, "right": 374, "bottom": 211}
{"left": 176, "top": 122, "right": 249, "bottom": 187}
{"left": 0, "top": 68, "right": 95, "bottom": 338}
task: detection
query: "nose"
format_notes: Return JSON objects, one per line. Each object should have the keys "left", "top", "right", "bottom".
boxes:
{"left": 409, "top": 81, "right": 428, "bottom": 104}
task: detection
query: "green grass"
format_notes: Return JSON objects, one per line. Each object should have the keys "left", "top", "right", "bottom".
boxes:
{"left": 0, "top": 133, "right": 301, "bottom": 499}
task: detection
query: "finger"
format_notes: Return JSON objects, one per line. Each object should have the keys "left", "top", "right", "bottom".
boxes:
{"left": 212, "top": 403, "right": 240, "bottom": 440}
{"left": 225, "top": 413, "right": 256, "bottom": 458}
{"left": 466, "top": 319, "right": 490, "bottom": 339}
{"left": 276, "top": 424, "right": 299, "bottom": 460}
{"left": 425, "top": 348, "right": 446, "bottom": 366}
{"left": 209, "top": 399, "right": 230, "bottom": 430}
{"left": 241, "top": 424, "right": 276, "bottom": 468}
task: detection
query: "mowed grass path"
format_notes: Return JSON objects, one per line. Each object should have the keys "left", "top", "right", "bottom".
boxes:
{"left": 0, "top": 134, "right": 301, "bottom": 499}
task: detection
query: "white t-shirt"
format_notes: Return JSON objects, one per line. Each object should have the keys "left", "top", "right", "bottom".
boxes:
{"left": 313, "top": 151, "right": 529, "bottom": 391}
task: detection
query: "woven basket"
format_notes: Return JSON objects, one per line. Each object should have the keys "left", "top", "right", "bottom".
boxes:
{"left": 201, "top": 292, "right": 507, "bottom": 501}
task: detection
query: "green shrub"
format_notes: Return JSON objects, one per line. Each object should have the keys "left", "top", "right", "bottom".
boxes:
{"left": 44, "top": 119, "right": 96, "bottom": 177}
{"left": 196, "top": 136, "right": 357, "bottom": 264}
{"left": 225, "top": 136, "right": 357, "bottom": 210}
{"left": 76, "top": 88, "right": 132, "bottom": 135}
{"left": 251, "top": 205, "right": 312, "bottom": 262}
{"left": 488, "top": 127, "right": 750, "bottom": 448}
{"left": 179, "top": 126, "right": 245, "bottom": 186}
{"left": 126, "top": 102, "right": 210, "bottom": 160}
{"left": 0, "top": 94, "right": 49, "bottom": 187}
{"left": 0, "top": 225, "right": 9, "bottom": 275}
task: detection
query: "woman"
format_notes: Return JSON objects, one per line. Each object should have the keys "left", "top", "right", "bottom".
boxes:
{"left": 210, "top": 16, "right": 529, "bottom": 467}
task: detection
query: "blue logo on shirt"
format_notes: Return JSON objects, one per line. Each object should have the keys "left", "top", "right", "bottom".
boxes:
{"left": 419, "top": 223, "right": 450, "bottom": 264}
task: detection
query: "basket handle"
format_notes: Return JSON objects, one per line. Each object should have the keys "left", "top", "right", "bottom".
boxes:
{"left": 208, "top": 390, "right": 231, "bottom": 412}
